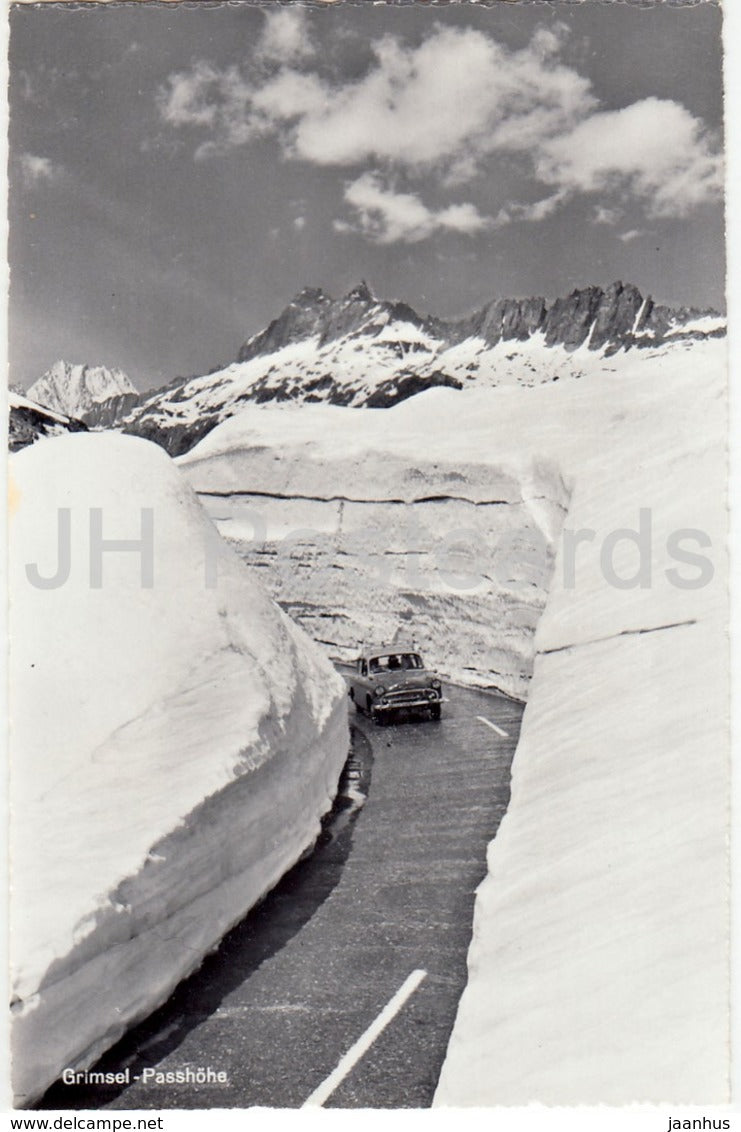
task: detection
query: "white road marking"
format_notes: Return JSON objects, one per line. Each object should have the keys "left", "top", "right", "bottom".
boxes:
{"left": 477, "top": 715, "right": 509, "bottom": 738}
{"left": 302, "top": 968, "right": 427, "bottom": 1107}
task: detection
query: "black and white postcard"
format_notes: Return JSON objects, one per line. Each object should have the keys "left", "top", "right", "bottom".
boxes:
{"left": 5, "top": 0, "right": 733, "bottom": 1119}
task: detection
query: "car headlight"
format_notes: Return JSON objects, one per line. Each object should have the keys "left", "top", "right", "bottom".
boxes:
{"left": 375, "top": 684, "right": 386, "bottom": 695}
{"left": 431, "top": 679, "right": 441, "bottom": 690}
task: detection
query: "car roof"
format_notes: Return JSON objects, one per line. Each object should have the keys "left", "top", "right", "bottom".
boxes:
{"left": 360, "top": 644, "right": 420, "bottom": 659}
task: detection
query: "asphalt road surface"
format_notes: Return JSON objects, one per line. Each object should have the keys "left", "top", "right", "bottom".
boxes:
{"left": 41, "top": 683, "right": 522, "bottom": 1111}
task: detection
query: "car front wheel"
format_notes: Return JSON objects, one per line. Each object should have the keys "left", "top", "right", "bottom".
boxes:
{"left": 429, "top": 703, "right": 441, "bottom": 721}
{"left": 370, "top": 699, "right": 388, "bottom": 725}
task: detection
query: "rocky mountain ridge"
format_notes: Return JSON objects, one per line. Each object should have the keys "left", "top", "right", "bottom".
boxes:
{"left": 237, "top": 279, "right": 720, "bottom": 362}
{"left": 118, "top": 279, "right": 722, "bottom": 455}
{"left": 15, "top": 281, "right": 724, "bottom": 457}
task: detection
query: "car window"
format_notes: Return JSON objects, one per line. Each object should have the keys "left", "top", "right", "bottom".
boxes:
{"left": 369, "top": 653, "right": 424, "bottom": 672}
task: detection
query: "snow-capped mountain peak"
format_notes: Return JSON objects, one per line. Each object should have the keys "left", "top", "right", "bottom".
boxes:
{"left": 237, "top": 281, "right": 390, "bottom": 364}
{"left": 27, "top": 361, "right": 136, "bottom": 419}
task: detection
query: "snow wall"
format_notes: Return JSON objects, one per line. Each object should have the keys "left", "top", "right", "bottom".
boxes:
{"left": 9, "top": 433, "right": 349, "bottom": 1107}
{"left": 432, "top": 349, "right": 729, "bottom": 1103}
{"left": 180, "top": 425, "right": 570, "bottom": 702}
{"left": 180, "top": 335, "right": 729, "bottom": 1102}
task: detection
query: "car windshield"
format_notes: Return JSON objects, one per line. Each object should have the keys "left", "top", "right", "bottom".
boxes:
{"left": 369, "top": 653, "right": 423, "bottom": 673}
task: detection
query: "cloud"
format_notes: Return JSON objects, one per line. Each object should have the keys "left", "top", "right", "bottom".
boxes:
{"left": 251, "top": 70, "right": 327, "bottom": 125}
{"left": 158, "top": 21, "right": 724, "bottom": 240}
{"left": 19, "top": 153, "right": 60, "bottom": 187}
{"left": 495, "top": 190, "right": 569, "bottom": 227}
{"left": 593, "top": 205, "right": 621, "bottom": 226}
{"left": 160, "top": 23, "right": 594, "bottom": 179}
{"left": 157, "top": 10, "right": 317, "bottom": 157}
{"left": 293, "top": 215, "right": 306, "bottom": 231}
{"left": 619, "top": 229, "right": 645, "bottom": 243}
{"left": 437, "top": 202, "right": 493, "bottom": 235}
{"left": 536, "top": 98, "right": 724, "bottom": 218}
{"left": 157, "top": 61, "right": 257, "bottom": 158}
{"left": 256, "top": 9, "right": 315, "bottom": 64}
{"left": 262, "top": 24, "right": 594, "bottom": 179}
{"left": 336, "top": 173, "right": 491, "bottom": 243}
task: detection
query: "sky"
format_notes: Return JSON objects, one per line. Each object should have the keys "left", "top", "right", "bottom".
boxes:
{"left": 8, "top": 0, "right": 725, "bottom": 392}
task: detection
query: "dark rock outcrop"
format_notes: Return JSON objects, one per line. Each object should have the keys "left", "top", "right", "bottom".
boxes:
{"left": 9, "top": 397, "right": 88, "bottom": 452}
{"left": 642, "top": 301, "right": 718, "bottom": 337}
{"left": 237, "top": 286, "right": 335, "bottom": 363}
{"left": 121, "top": 417, "right": 216, "bottom": 458}
{"left": 81, "top": 392, "right": 142, "bottom": 429}
{"left": 474, "top": 296, "right": 547, "bottom": 346}
{"left": 585, "top": 282, "right": 645, "bottom": 351}
{"left": 365, "top": 371, "right": 463, "bottom": 408}
{"left": 543, "top": 286, "right": 603, "bottom": 349}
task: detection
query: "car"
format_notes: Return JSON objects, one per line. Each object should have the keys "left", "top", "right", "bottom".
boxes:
{"left": 348, "top": 645, "right": 444, "bottom": 723}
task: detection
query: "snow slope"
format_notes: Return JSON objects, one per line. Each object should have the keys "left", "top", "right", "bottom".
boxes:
{"left": 180, "top": 334, "right": 728, "bottom": 1101}
{"left": 9, "top": 433, "right": 348, "bottom": 1106}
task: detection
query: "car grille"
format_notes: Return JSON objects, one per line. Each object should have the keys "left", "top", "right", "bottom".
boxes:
{"left": 387, "top": 688, "right": 432, "bottom": 704}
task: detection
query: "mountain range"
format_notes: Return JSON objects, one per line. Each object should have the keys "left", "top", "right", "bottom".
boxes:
{"left": 16, "top": 281, "right": 725, "bottom": 456}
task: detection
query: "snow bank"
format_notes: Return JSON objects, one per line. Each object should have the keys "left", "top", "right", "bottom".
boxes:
{"left": 185, "top": 451, "right": 566, "bottom": 699}
{"left": 431, "top": 346, "right": 728, "bottom": 1102}
{"left": 181, "top": 336, "right": 728, "bottom": 1100}
{"left": 9, "top": 433, "right": 348, "bottom": 1106}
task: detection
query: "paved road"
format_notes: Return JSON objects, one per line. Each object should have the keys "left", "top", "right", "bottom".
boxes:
{"left": 41, "top": 683, "right": 522, "bottom": 1111}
